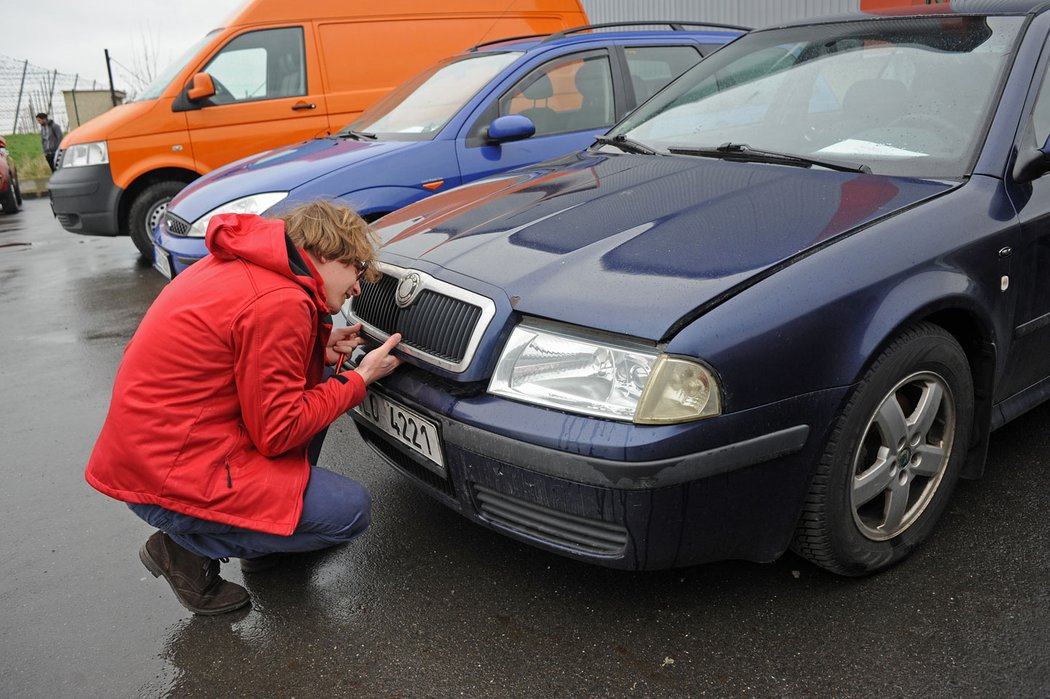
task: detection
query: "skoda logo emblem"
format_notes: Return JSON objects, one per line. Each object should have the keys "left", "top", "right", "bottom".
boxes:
{"left": 395, "top": 272, "right": 422, "bottom": 308}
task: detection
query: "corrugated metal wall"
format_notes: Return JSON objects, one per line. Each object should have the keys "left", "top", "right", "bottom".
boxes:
{"left": 580, "top": 0, "right": 861, "bottom": 29}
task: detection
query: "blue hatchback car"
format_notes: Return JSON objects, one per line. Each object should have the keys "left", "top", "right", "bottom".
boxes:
{"left": 153, "top": 22, "right": 744, "bottom": 277}
{"left": 344, "top": 1, "right": 1050, "bottom": 575}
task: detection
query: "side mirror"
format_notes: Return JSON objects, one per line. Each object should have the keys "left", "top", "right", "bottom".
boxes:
{"left": 187, "top": 73, "right": 217, "bottom": 102}
{"left": 486, "top": 115, "right": 536, "bottom": 144}
{"left": 1013, "top": 133, "right": 1050, "bottom": 183}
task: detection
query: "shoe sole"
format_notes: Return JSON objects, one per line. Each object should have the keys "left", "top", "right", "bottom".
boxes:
{"left": 139, "top": 543, "right": 251, "bottom": 616}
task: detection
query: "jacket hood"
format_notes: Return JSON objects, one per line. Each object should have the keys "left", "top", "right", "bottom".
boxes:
{"left": 375, "top": 152, "right": 954, "bottom": 340}
{"left": 206, "top": 213, "right": 328, "bottom": 312}
{"left": 171, "top": 137, "right": 416, "bottom": 220}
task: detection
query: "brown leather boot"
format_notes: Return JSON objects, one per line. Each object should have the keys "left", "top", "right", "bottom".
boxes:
{"left": 139, "top": 531, "right": 250, "bottom": 615}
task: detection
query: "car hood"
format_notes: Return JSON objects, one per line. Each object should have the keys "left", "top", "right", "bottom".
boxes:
{"left": 171, "top": 136, "right": 419, "bottom": 218}
{"left": 374, "top": 152, "right": 953, "bottom": 341}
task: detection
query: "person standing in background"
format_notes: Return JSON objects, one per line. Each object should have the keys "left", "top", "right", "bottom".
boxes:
{"left": 36, "top": 113, "right": 62, "bottom": 172}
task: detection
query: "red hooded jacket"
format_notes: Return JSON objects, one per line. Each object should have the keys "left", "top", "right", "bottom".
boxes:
{"left": 85, "top": 214, "right": 366, "bottom": 535}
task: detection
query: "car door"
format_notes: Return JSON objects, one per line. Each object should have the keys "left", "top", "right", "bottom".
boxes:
{"left": 456, "top": 43, "right": 706, "bottom": 183}
{"left": 457, "top": 49, "right": 621, "bottom": 182}
{"left": 1002, "top": 39, "right": 1050, "bottom": 401}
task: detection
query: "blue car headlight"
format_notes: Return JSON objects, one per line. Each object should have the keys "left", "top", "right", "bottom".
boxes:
{"left": 488, "top": 320, "right": 721, "bottom": 424}
{"left": 187, "top": 192, "right": 289, "bottom": 237}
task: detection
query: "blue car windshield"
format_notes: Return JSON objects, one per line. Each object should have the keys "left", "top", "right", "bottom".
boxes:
{"left": 341, "top": 51, "right": 522, "bottom": 141}
{"left": 611, "top": 16, "right": 1023, "bottom": 179}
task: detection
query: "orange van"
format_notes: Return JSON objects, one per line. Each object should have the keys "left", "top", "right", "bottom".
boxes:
{"left": 49, "top": 0, "right": 588, "bottom": 257}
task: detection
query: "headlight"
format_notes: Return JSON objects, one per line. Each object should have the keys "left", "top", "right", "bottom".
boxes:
{"left": 488, "top": 321, "right": 721, "bottom": 424}
{"left": 187, "top": 192, "right": 289, "bottom": 237}
{"left": 59, "top": 141, "right": 108, "bottom": 168}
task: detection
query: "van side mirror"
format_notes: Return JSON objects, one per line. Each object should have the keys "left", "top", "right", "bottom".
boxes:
{"left": 1013, "top": 133, "right": 1050, "bottom": 183}
{"left": 187, "top": 73, "right": 217, "bottom": 102}
{"left": 486, "top": 115, "right": 536, "bottom": 144}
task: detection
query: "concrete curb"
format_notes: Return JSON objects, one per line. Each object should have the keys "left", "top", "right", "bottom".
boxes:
{"left": 19, "top": 178, "right": 50, "bottom": 200}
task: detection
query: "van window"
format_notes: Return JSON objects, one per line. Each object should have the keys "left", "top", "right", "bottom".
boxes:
{"left": 624, "top": 46, "right": 702, "bottom": 102}
{"left": 136, "top": 31, "right": 218, "bottom": 102}
{"left": 500, "top": 53, "right": 613, "bottom": 136}
{"left": 202, "top": 27, "right": 306, "bottom": 104}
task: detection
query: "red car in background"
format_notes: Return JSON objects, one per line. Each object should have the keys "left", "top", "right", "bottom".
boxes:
{"left": 0, "top": 136, "right": 22, "bottom": 214}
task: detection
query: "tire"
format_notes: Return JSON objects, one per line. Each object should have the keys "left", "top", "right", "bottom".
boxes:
{"left": 792, "top": 322, "right": 974, "bottom": 576}
{"left": 126, "top": 181, "right": 185, "bottom": 259}
{"left": 1, "top": 175, "right": 20, "bottom": 214}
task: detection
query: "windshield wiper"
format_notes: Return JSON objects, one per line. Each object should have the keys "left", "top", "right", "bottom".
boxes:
{"left": 334, "top": 129, "right": 377, "bottom": 141}
{"left": 668, "top": 142, "right": 870, "bottom": 174}
{"left": 593, "top": 134, "right": 658, "bottom": 156}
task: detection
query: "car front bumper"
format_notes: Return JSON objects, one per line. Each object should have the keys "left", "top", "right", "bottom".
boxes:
{"left": 154, "top": 216, "right": 208, "bottom": 277}
{"left": 349, "top": 366, "right": 848, "bottom": 570}
{"left": 48, "top": 164, "right": 122, "bottom": 235}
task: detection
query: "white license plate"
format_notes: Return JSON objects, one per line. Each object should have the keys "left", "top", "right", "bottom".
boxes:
{"left": 153, "top": 246, "right": 173, "bottom": 279}
{"left": 355, "top": 392, "right": 445, "bottom": 473}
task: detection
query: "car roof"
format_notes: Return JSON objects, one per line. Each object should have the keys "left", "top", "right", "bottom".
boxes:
{"left": 466, "top": 21, "right": 746, "bottom": 54}
{"left": 768, "top": 0, "right": 1050, "bottom": 28}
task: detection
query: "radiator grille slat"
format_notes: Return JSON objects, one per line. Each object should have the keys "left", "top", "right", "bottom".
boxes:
{"left": 352, "top": 273, "right": 483, "bottom": 365}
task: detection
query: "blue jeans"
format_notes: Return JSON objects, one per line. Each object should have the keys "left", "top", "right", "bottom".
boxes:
{"left": 128, "top": 465, "right": 371, "bottom": 560}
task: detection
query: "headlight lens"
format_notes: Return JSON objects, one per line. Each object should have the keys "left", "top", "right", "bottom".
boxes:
{"left": 60, "top": 141, "right": 108, "bottom": 168}
{"left": 488, "top": 321, "right": 721, "bottom": 424}
{"left": 187, "top": 192, "right": 289, "bottom": 237}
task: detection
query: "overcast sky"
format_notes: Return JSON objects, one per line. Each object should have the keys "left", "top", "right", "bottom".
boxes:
{"left": 8, "top": 0, "right": 245, "bottom": 88}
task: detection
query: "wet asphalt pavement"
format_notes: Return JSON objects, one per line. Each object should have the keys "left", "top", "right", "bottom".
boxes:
{"left": 1, "top": 198, "right": 1049, "bottom": 698}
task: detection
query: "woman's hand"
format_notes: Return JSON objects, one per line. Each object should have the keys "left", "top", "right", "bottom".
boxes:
{"left": 326, "top": 323, "right": 368, "bottom": 365}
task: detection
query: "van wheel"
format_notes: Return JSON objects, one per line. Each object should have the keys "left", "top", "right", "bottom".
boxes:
{"left": 127, "top": 181, "right": 185, "bottom": 259}
{"left": 791, "top": 323, "right": 973, "bottom": 576}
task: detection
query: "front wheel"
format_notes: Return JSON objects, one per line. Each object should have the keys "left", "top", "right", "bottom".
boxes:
{"left": 792, "top": 322, "right": 974, "bottom": 576}
{"left": 1, "top": 175, "right": 21, "bottom": 214}
{"left": 126, "top": 181, "right": 185, "bottom": 259}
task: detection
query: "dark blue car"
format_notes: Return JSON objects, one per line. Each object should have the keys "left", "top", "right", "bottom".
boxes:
{"left": 153, "top": 23, "right": 743, "bottom": 278}
{"left": 345, "top": 1, "right": 1050, "bottom": 575}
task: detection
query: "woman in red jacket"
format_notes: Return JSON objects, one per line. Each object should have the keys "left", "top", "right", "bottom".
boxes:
{"left": 86, "top": 200, "right": 401, "bottom": 615}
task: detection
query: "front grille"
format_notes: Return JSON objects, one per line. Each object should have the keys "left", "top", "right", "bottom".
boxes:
{"left": 472, "top": 484, "right": 628, "bottom": 557}
{"left": 165, "top": 213, "right": 191, "bottom": 236}
{"left": 357, "top": 420, "right": 455, "bottom": 498}
{"left": 53, "top": 149, "right": 64, "bottom": 169}
{"left": 56, "top": 213, "right": 78, "bottom": 228}
{"left": 352, "top": 272, "right": 485, "bottom": 366}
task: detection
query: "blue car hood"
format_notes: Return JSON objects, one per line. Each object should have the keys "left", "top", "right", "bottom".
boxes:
{"left": 374, "top": 152, "right": 954, "bottom": 341}
{"left": 172, "top": 137, "right": 419, "bottom": 219}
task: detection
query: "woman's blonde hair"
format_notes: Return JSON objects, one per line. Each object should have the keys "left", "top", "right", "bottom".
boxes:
{"left": 276, "top": 199, "right": 381, "bottom": 283}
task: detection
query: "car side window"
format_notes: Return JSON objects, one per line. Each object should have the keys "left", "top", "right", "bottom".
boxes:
{"left": 623, "top": 46, "right": 702, "bottom": 103}
{"left": 1032, "top": 62, "right": 1050, "bottom": 146}
{"left": 499, "top": 53, "right": 614, "bottom": 136}
{"left": 201, "top": 27, "right": 306, "bottom": 105}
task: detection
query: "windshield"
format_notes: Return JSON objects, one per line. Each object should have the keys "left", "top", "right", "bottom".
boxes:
{"left": 341, "top": 51, "right": 522, "bottom": 140}
{"left": 611, "top": 17, "right": 1022, "bottom": 178}
{"left": 135, "top": 30, "right": 220, "bottom": 102}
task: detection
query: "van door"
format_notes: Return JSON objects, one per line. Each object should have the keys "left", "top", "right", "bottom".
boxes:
{"left": 183, "top": 25, "right": 330, "bottom": 173}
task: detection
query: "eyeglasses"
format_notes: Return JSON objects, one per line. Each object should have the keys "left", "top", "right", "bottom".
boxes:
{"left": 353, "top": 259, "right": 370, "bottom": 275}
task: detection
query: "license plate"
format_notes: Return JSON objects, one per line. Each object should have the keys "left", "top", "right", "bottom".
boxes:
{"left": 153, "top": 246, "right": 173, "bottom": 279}
{"left": 355, "top": 392, "right": 445, "bottom": 473}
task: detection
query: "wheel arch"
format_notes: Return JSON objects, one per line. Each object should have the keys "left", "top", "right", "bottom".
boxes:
{"left": 859, "top": 301, "right": 996, "bottom": 481}
{"left": 118, "top": 167, "right": 199, "bottom": 234}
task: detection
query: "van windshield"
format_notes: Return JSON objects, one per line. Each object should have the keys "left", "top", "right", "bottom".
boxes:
{"left": 341, "top": 51, "right": 522, "bottom": 141}
{"left": 135, "top": 30, "right": 221, "bottom": 102}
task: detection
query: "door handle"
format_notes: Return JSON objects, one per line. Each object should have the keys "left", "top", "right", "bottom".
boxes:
{"left": 292, "top": 103, "right": 317, "bottom": 111}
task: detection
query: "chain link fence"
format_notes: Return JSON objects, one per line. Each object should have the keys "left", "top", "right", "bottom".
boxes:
{"left": 0, "top": 54, "right": 110, "bottom": 135}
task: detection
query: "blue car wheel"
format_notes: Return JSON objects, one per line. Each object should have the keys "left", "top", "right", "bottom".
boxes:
{"left": 793, "top": 322, "right": 974, "bottom": 575}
